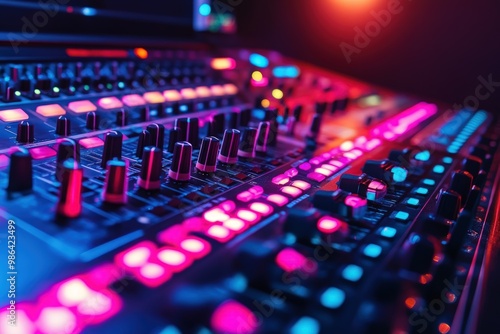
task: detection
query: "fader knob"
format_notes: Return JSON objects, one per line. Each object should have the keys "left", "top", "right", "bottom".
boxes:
{"left": 136, "top": 130, "right": 151, "bottom": 158}
{"left": 436, "top": 189, "right": 461, "bottom": 221}
{"left": 167, "top": 128, "right": 179, "bottom": 153}
{"left": 169, "top": 141, "right": 193, "bottom": 182}
{"left": 196, "top": 137, "right": 220, "bottom": 173}
{"left": 55, "top": 116, "right": 71, "bottom": 136}
{"left": 116, "top": 109, "right": 128, "bottom": 126}
{"left": 309, "top": 114, "right": 322, "bottom": 139}
{"left": 256, "top": 121, "right": 271, "bottom": 153}
{"left": 338, "top": 174, "right": 387, "bottom": 200}
{"left": 146, "top": 123, "right": 165, "bottom": 150}
{"left": 138, "top": 146, "right": 163, "bottom": 190}
{"left": 56, "top": 159, "right": 83, "bottom": 218}
{"left": 175, "top": 117, "right": 199, "bottom": 148}
{"left": 101, "top": 131, "right": 123, "bottom": 168}
{"left": 312, "top": 190, "right": 368, "bottom": 220}
{"left": 7, "top": 148, "right": 33, "bottom": 192}
{"left": 56, "top": 139, "right": 80, "bottom": 182}
{"left": 218, "top": 129, "right": 240, "bottom": 164}
{"left": 362, "top": 159, "right": 408, "bottom": 183}
{"left": 400, "top": 233, "right": 437, "bottom": 275}
{"left": 450, "top": 170, "right": 473, "bottom": 206}
{"left": 238, "top": 128, "right": 257, "bottom": 159}
{"left": 462, "top": 156, "right": 482, "bottom": 178}
{"left": 86, "top": 112, "right": 99, "bottom": 130}
{"left": 16, "top": 120, "right": 34, "bottom": 143}
{"left": 102, "top": 159, "right": 128, "bottom": 204}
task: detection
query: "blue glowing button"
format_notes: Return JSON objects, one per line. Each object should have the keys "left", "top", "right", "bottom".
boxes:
{"left": 406, "top": 197, "right": 420, "bottom": 207}
{"left": 433, "top": 165, "right": 445, "bottom": 174}
{"left": 321, "top": 287, "right": 345, "bottom": 309}
{"left": 442, "top": 157, "right": 453, "bottom": 164}
{"left": 290, "top": 316, "right": 320, "bottom": 334}
{"left": 391, "top": 166, "right": 408, "bottom": 182}
{"left": 415, "top": 187, "right": 429, "bottom": 195}
{"left": 342, "top": 264, "right": 363, "bottom": 282}
{"left": 249, "top": 53, "right": 269, "bottom": 68}
{"left": 199, "top": 3, "right": 211, "bottom": 16}
{"left": 394, "top": 211, "right": 410, "bottom": 221}
{"left": 379, "top": 226, "right": 397, "bottom": 239}
{"left": 415, "top": 150, "right": 431, "bottom": 162}
{"left": 423, "top": 179, "right": 435, "bottom": 186}
{"left": 363, "top": 244, "right": 382, "bottom": 258}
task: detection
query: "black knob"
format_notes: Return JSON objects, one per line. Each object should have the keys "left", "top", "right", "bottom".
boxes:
{"left": 238, "top": 127, "right": 257, "bottom": 159}
{"left": 450, "top": 170, "right": 473, "bottom": 206}
{"left": 462, "top": 156, "right": 482, "bottom": 178}
{"left": 139, "top": 106, "right": 150, "bottom": 122}
{"left": 420, "top": 215, "right": 453, "bottom": 239}
{"left": 464, "top": 185, "right": 481, "bottom": 212}
{"left": 312, "top": 190, "right": 368, "bottom": 220}
{"left": 446, "top": 211, "right": 474, "bottom": 257}
{"left": 362, "top": 160, "right": 408, "bottom": 183}
{"left": 136, "top": 130, "right": 151, "bottom": 158}
{"left": 56, "top": 159, "right": 83, "bottom": 218}
{"left": 475, "top": 170, "right": 487, "bottom": 188}
{"left": 229, "top": 111, "right": 240, "bottom": 129}
{"left": 138, "top": 146, "right": 163, "bottom": 190}
{"left": 102, "top": 159, "right": 128, "bottom": 204}
{"left": 315, "top": 101, "right": 327, "bottom": 114}
{"left": 196, "top": 137, "right": 220, "bottom": 173}
{"left": 56, "top": 139, "right": 80, "bottom": 182}
{"left": 209, "top": 113, "right": 225, "bottom": 137}
{"left": 7, "top": 148, "right": 33, "bottom": 192}
{"left": 283, "top": 208, "right": 322, "bottom": 243}
{"left": 218, "top": 129, "right": 240, "bottom": 164}
{"left": 101, "top": 131, "right": 123, "bottom": 168}
{"left": 86, "top": 112, "right": 99, "bottom": 130}
{"left": 338, "top": 174, "right": 387, "bottom": 200}
{"left": 436, "top": 189, "right": 461, "bottom": 220}
{"left": 169, "top": 141, "right": 192, "bottom": 182}
{"left": 399, "top": 233, "right": 437, "bottom": 274}
{"left": 240, "top": 108, "right": 251, "bottom": 127}
{"left": 175, "top": 117, "right": 199, "bottom": 148}
{"left": 167, "top": 128, "right": 179, "bottom": 153}
{"left": 309, "top": 114, "right": 322, "bottom": 139}
{"left": 146, "top": 123, "right": 165, "bottom": 150}
{"left": 256, "top": 121, "right": 271, "bottom": 153}
{"left": 4, "top": 87, "right": 17, "bottom": 102}
{"left": 175, "top": 118, "right": 189, "bottom": 141}
{"left": 55, "top": 116, "right": 71, "bottom": 136}
{"left": 116, "top": 109, "right": 128, "bottom": 126}
{"left": 16, "top": 121, "right": 34, "bottom": 143}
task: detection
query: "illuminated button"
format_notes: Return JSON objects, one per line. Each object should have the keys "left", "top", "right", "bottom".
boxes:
{"left": 272, "top": 174, "right": 290, "bottom": 185}
{"left": 79, "top": 137, "right": 104, "bottom": 149}
{"left": 68, "top": 100, "right": 96, "bottom": 113}
{"left": 299, "top": 162, "right": 312, "bottom": 171}
{"left": 415, "top": 187, "right": 429, "bottom": 195}
{"left": 236, "top": 209, "right": 260, "bottom": 224}
{"left": 321, "top": 287, "right": 345, "bottom": 309}
{"left": 329, "top": 160, "right": 344, "bottom": 168}
{"left": 223, "top": 218, "right": 247, "bottom": 233}
{"left": 210, "top": 57, "right": 236, "bottom": 70}
{"left": 123, "top": 247, "right": 151, "bottom": 268}
{"left": 195, "top": 86, "right": 211, "bottom": 98}
{"left": 248, "top": 185, "right": 264, "bottom": 198}
{"left": 267, "top": 194, "right": 289, "bottom": 207}
{"left": 206, "top": 225, "right": 233, "bottom": 243}
{"left": 284, "top": 168, "right": 299, "bottom": 178}
{"left": 249, "top": 202, "right": 274, "bottom": 216}
{"left": 143, "top": 91, "right": 165, "bottom": 104}
{"left": 0, "top": 108, "right": 29, "bottom": 122}
{"left": 210, "top": 85, "right": 225, "bottom": 96}
{"left": 291, "top": 180, "right": 311, "bottom": 191}
{"left": 237, "top": 191, "right": 253, "bottom": 202}
{"left": 363, "top": 244, "right": 382, "bottom": 258}
{"left": 122, "top": 94, "right": 146, "bottom": 107}
{"left": 98, "top": 97, "right": 123, "bottom": 109}
{"left": 433, "top": 165, "right": 445, "bottom": 174}
{"left": 423, "top": 179, "right": 435, "bottom": 186}
{"left": 29, "top": 146, "right": 56, "bottom": 160}
{"left": 340, "top": 141, "right": 354, "bottom": 151}
{"left": 180, "top": 88, "right": 197, "bottom": 100}
{"left": 138, "top": 263, "right": 171, "bottom": 287}
{"left": 443, "top": 157, "right": 453, "bottom": 164}
{"left": 220, "top": 200, "right": 236, "bottom": 213}
{"left": 290, "top": 317, "right": 320, "bottom": 334}
{"left": 179, "top": 237, "right": 211, "bottom": 259}
{"left": 343, "top": 152, "right": 358, "bottom": 160}
{"left": 276, "top": 248, "right": 308, "bottom": 272}
{"left": 281, "top": 186, "right": 303, "bottom": 198}
{"left": 157, "top": 248, "right": 192, "bottom": 272}
{"left": 415, "top": 150, "right": 431, "bottom": 161}
{"left": 203, "top": 208, "right": 229, "bottom": 223}
{"left": 37, "top": 307, "right": 77, "bottom": 334}
{"left": 394, "top": 211, "right": 410, "bottom": 221}
{"left": 342, "top": 264, "right": 363, "bottom": 282}
{"left": 317, "top": 216, "right": 343, "bottom": 234}
{"left": 0, "top": 155, "right": 8, "bottom": 169}
{"left": 223, "top": 83, "right": 238, "bottom": 95}
{"left": 379, "top": 226, "right": 397, "bottom": 239}
{"left": 163, "top": 90, "right": 182, "bottom": 101}
{"left": 321, "top": 164, "right": 338, "bottom": 172}
{"left": 307, "top": 172, "right": 326, "bottom": 182}
{"left": 406, "top": 197, "right": 420, "bottom": 207}
{"left": 36, "top": 104, "right": 66, "bottom": 117}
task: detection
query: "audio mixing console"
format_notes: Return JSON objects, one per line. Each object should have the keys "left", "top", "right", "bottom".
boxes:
{"left": 0, "top": 45, "right": 498, "bottom": 334}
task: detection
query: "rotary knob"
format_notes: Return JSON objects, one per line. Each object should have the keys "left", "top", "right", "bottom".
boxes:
{"left": 196, "top": 137, "right": 220, "bottom": 173}
{"left": 169, "top": 141, "right": 193, "bottom": 182}
{"left": 218, "top": 129, "right": 240, "bottom": 164}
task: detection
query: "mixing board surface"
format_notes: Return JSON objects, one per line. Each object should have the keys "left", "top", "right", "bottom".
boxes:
{"left": 0, "top": 46, "right": 498, "bottom": 334}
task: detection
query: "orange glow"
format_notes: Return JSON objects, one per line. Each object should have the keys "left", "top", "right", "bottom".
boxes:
{"left": 180, "top": 88, "right": 198, "bottom": 100}
{"left": 210, "top": 57, "right": 236, "bottom": 70}
{"left": 66, "top": 49, "right": 128, "bottom": 58}
{"left": 195, "top": 86, "right": 212, "bottom": 98}
{"left": 252, "top": 71, "right": 263, "bottom": 81}
{"left": 419, "top": 274, "right": 433, "bottom": 285}
{"left": 122, "top": 94, "right": 146, "bottom": 107}
{"left": 0, "top": 108, "right": 29, "bottom": 122}
{"left": 261, "top": 99, "right": 270, "bottom": 108}
{"left": 36, "top": 104, "right": 66, "bottom": 117}
{"left": 210, "top": 85, "right": 226, "bottom": 97}
{"left": 330, "top": 0, "right": 379, "bottom": 10}
{"left": 163, "top": 90, "right": 182, "bottom": 101}
{"left": 223, "top": 83, "right": 238, "bottom": 95}
{"left": 134, "top": 48, "right": 148, "bottom": 59}
{"left": 405, "top": 297, "right": 416, "bottom": 309}
{"left": 68, "top": 100, "right": 96, "bottom": 113}
{"left": 98, "top": 97, "right": 123, "bottom": 110}
{"left": 143, "top": 92, "right": 165, "bottom": 104}
{"left": 272, "top": 89, "right": 284, "bottom": 99}
{"left": 438, "top": 323, "right": 451, "bottom": 334}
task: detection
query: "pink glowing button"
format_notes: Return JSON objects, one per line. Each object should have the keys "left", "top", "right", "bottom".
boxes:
{"left": 158, "top": 225, "right": 188, "bottom": 245}
{"left": 276, "top": 248, "right": 308, "bottom": 272}
{"left": 57, "top": 278, "right": 91, "bottom": 307}
{"left": 68, "top": 100, "right": 97, "bottom": 113}
{"left": 195, "top": 86, "right": 212, "bottom": 98}
{"left": 77, "top": 291, "right": 114, "bottom": 317}
{"left": 143, "top": 91, "right": 165, "bottom": 104}
{"left": 182, "top": 217, "right": 208, "bottom": 232}
{"left": 122, "top": 94, "right": 146, "bottom": 107}
{"left": 180, "top": 88, "right": 198, "bottom": 100}
{"left": 315, "top": 168, "right": 333, "bottom": 177}
{"left": 345, "top": 195, "right": 368, "bottom": 208}
{"left": 236, "top": 209, "right": 260, "bottom": 224}
{"left": 299, "top": 162, "right": 312, "bottom": 171}
{"left": 307, "top": 172, "right": 326, "bottom": 182}
{"left": 210, "top": 85, "right": 226, "bottom": 96}
{"left": 340, "top": 141, "right": 354, "bottom": 151}
{"left": 163, "top": 90, "right": 182, "bottom": 101}
{"left": 223, "top": 83, "right": 239, "bottom": 95}
{"left": 281, "top": 186, "right": 303, "bottom": 198}
{"left": 350, "top": 149, "right": 363, "bottom": 157}
{"left": 272, "top": 174, "right": 290, "bottom": 185}
{"left": 180, "top": 237, "right": 211, "bottom": 258}
{"left": 329, "top": 160, "right": 344, "bottom": 168}
{"left": 321, "top": 164, "right": 338, "bottom": 172}
{"left": 79, "top": 137, "right": 104, "bottom": 149}
{"left": 310, "top": 158, "right": 322, "bottom": 165}
{"left": 0, "top": 155, "right": 9, "bottom": 169}
{"left": 317, "top": 216, "right": 343, "bottom": 234}
{"left": 365, "top": 138, "right": 381, "bottom": 151}
{"left": 206, "top": 225, "right": 233, "bottom": 243}
{"left": 223, "top": 218, "right": 248, "bottom": 233}
{"left": 267, "top": 194, "right": 289, "bottom": 207}
{"left": 248, "top": 185, "right": 264, "bottom": 198}
{"left": 36, "top": 307, "right": 77, "bottom": 334}
{"left": 204, "top": 208, "right": 230, "bottom": 223}
{"left": 210, "top": 58, "right": 237, "bottom": 70}
{"left": 0, "top": 108, "right": 29, "bottom": 122}
{"left": 211, "top": 300, "right": 258, "bottom": 334}
{"left": 115, "top": 241, "right": 155, "bottom": 269}
{"left": 343, "top": 152, "right": 358, "bottom": 160}
{"left": 284, "top": 168, "right": 299, "bottom": 178}
{"left": 249, "top": 202, "right": 274, "bottom": 216}
{"left": 237, "top": 191, "right": 253, "bottom": 202}
{"left": 36, "top": 104, "right": 66, "bottom": 117}
{"left": 220, "top": 200, "right": 236, "bottom": 213}
{"left": 157, "top": 247, "right": 192, "bottom": 272}
{"left": 138, "top": 263, "right": 171, "bottom": 287}
{"left": 98, "top": 97, "right": 123, "bottom": 109}
{"left": 291, "top": 180, "right": 311, "bottom": 191}
{"left": 29, "top": 146, "right": 56, "bottom": 160}
{"left": 0, "top": 308, "right": 35, "bottom": 334}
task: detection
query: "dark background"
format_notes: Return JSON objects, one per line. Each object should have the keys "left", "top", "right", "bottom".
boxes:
{"left": 230, "top": 0, "right": 500, "bottom": 112}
